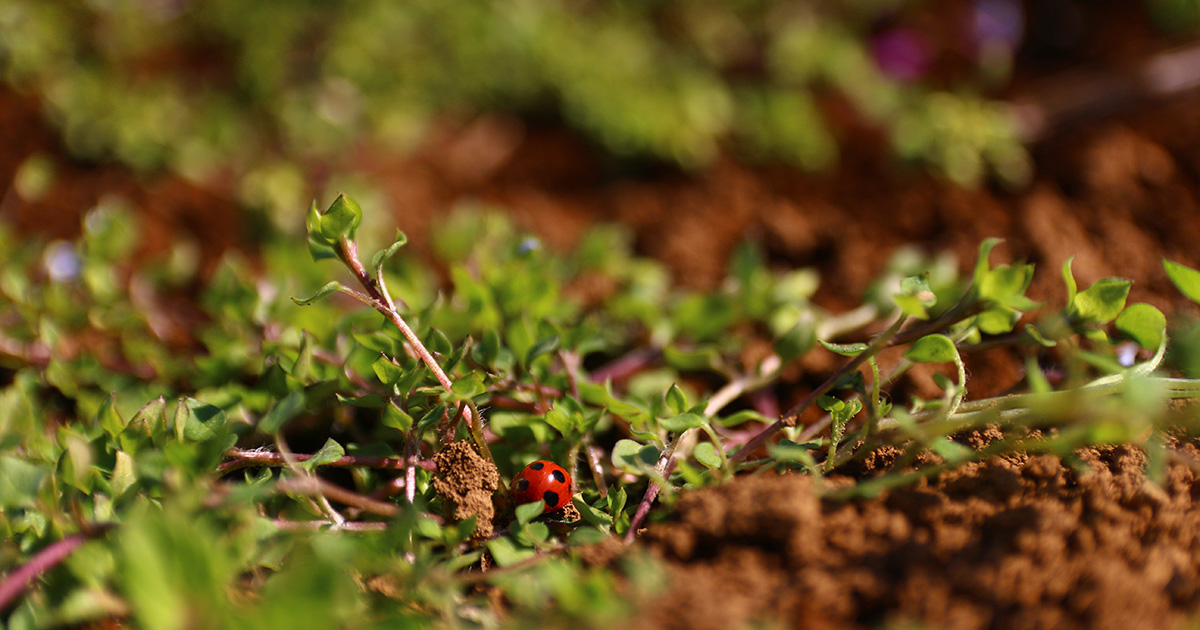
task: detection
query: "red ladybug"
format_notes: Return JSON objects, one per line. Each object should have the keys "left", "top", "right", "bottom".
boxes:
{"left": 512, "top": 460, "right": 571, "bottom": 513}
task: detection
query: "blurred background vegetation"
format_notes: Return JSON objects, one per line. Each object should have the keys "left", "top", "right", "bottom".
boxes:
{"left": 0, "top": 0, "right": 1109, "bottom": 209}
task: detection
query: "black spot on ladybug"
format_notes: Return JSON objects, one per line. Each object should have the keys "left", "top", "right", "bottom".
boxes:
{"left": 551, "top": 469, "right": 566, "bottom": 483}
{"left": 542, "top": 490, "right": 560, "bottom": 507}
{"left": 515, "top": 478, "right": 529, "bottom": 492}
{"left": 530, "top": 462, "right": 545, "bottom": 470}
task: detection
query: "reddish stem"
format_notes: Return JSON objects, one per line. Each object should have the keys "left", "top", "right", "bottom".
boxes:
{"left": 0, "top": 526, "right": 112, "bottom": 613}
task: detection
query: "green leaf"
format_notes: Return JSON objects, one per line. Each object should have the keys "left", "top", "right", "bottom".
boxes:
{"left": 693, "top": 442, "right": 721, "bottom": 469}
{"left": 1062, "top": 257, "right": 1078, "bottom": 304}
{"left": 299, "top": 438, "right": 345, "bottom": 473}
{"left": 903, "top": 334, "right": 959, "bottom": 363}
{"left": 111, "top": 450, "right": 136, "bottom": 498}
{"left": 381, "top": 403, "right": 413, "bottom": 432}
{"left": 972, "top": 238, "right": 1004, "bottom": 287}
{"left": 127, "top": 397, "right": 167, "bottom": 444}
{"left": 569, "top": 527, "right": 610, "bottom": 546}
{"left": 319, "top": 194, "right": 363, "bottom": 243}
{"left": 819, "top": 339, "right": 868, "bottom": 357}
{"left": 0, "top": 456, "right": 47, "bottom": 508}
{"left": 525, "top": 335, "right": 561, "bottom": 367}
{"left": 659, "top": 413, "right": 705, "bottom": 432}
{"left": 514, "top": 500, "right": 545, "bottom": 525}
{"left": 896, "top": 274, "right": 936, "bottom": 317}
{"left": 1024, "top": 323, "right": 1057, "bottom": 347}
{"left": 774, "top": 324, "right": 815, "bottom": 362}
{"left": 612, "top": 439, "right": 659, "bottom": 473}
{"left": 608, "top": 486, "right": 628, "bottom": 523}
{"left": 258, "top": 391, "right": 306, "bottom": 435}
{"left": 544, "top": 406, "right": 576, "bottom": 436}
{"left": 306, "top": 200, "right": 337, "bottom": 260}
{"left": 475, "top": 328, "right": 501, "bottom": 366}
{"left": 665, "top": 384, "right": 689, "bottom": 416}
{"left": 370, "top": 229, "right": 409, "bottom": 272}
{"left": 336, "top": 393, "right": 386, "bottom": 408}
{"left": 97, "top": 393, "right": 127, "bottom": 437}
{"left": 1115, "top": 303, "right": 1166, "bottom": 350}
{"left": 1164, "top": 259, "right": 1200, "bottom": 304}
{"left": 372, "top": 355, "right": 403, "bottom": 388}
{"left": 415, "top": 404, "right": 447, "bottom": 437}
{"left": 976, "top": 306, "right": 1019, "bottom": 335}
{"left": 446, "top": 374, "right": 486, "bottom": 401}
{"left": 426, "top": 329, "right": 453, "bottom": 357}
{"left": 292, "top": 281, "right": 343, "bottom": 306}
{"left": 486, "top": 537, "right": 536, "bottom": 567}
{"left": 174, "top": 397, "right": 226, "bottom": 442}
{"left": 1072, "top": 277, "right": 1133, "bottom": 324}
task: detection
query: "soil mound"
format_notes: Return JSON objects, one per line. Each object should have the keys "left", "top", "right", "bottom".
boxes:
{"left": 641, "top": 443, "right": 1200, "bottom": 630}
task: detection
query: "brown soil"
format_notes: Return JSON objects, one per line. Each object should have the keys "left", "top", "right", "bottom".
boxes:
{"left": 642, "top": 442, "right": 1200, "bottom": 630}
{"left": 432, "top": 440, "right": 500, "bottom": 540}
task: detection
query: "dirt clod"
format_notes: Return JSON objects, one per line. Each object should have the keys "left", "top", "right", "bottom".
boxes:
{"left": 432, "top": 441, "right": 500, "bottom": 539}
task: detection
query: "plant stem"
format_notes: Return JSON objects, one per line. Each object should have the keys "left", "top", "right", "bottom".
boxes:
{"left": 0, "top": 525, "right": 114, "bottom": 613}
{"left": 336, "top": 236, "right": 475, "bottom": 437}
{"left": 729, "top": 314, "right": 908, "bottom": 465}
{"left": 219, "top": 447, "right": 436, "bottom": 475}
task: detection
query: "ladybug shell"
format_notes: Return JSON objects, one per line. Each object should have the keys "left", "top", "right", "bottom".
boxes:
{"left": 512, "top": 460, "right": 571, "bottom": 513}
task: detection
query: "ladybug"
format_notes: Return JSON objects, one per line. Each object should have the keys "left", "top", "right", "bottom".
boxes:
{"left": 512, "top": 460, "right": 571, "bottom": 513}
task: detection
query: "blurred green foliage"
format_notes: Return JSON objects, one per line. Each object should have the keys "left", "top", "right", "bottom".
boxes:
{"left": 1, "top": 0, "right": 1031, "bottom": 192}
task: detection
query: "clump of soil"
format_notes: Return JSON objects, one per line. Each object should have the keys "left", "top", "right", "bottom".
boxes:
{"left": 432, "top": 440, "right": 500, "bottom": 539}
{"left": 639, "top": 442, "right": 1200, "bottom": 630}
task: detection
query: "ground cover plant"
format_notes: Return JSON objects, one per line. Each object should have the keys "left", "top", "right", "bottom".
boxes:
{"left": 5, "top": 188, "right": 1200, "bottom": 628}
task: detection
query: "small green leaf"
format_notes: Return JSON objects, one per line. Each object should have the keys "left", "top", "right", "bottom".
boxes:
{"left": 1024, "top": 323, "right": 1057, "bottom": 347}
{"left": 292, "top": 281, "right": 343, "bottom": 306}
{"left": 544, "top": 406, "right": 576, "bottom": 436}
{"left": 111, "top": 450, "right": 136, "bottom": 498}
{"left": 0, "top": 456, "right": 47, "bottom": 508}
{"left": 819, "top": 339, "right": 868, "bottom": 357}
{"left": 426, "top": 329, "right": 453, "bottom": 357}
{"left": 487, "top": 537, "right": 536, "bottom": 567}
{"left": 665, "top": 384, "right": 689, "bottom": 416}
{"left": 612, "top": 439, "right": 659, "bottom": 473}
{"left": 976, "top": 306, "right": 1019, "bottom": 335}
{"left": 306, "top": 200, "right": 337, "bottom": 260}
{"left": 659, "top": 413, "right": 705, "bottom": 432}
{"left": 447, "top": 374, "right": 486, "bottom": 401}
{"left": 299, "top": 438, "right": 345, "bottom": 473}
{"left": 174, "top": 397, "right": 226, "bottom": 442}
{"left": 259, "top": 391, "right": 306, "bottom": 435}
{"left": 973, "top": 238, "right": 1004, "bottom": 287}
{"left": 382, "top": 403, "right": 413, "bottom": 432}
{"left": 774, "top": 324, "right": 815, "bottom": 362}
{"left": 1164, "top": 259, "right": 1200, "bottom": 304}
{"left": 569, "top": 527, "right": 610, "bottom": 546}
{"left": 608, "top": 486, "right": 627, "bottom": 523}
{"left": 372, "top": 355, "right": 404, "bottom": 388}
{"left": 475, "top": 328, "right": 501, "bottom": 366}
{"left": 525, "top": 335, "right": 560, "bottom": 366}
{"left": 370, "top": 230, "right": 409, "bottom": 272}
{"left": 694, "top": 442, "right": 721, "bottom": 469}
{"left": 1115, "top": 303, "right": 1166, "bottom": 350}
{"left": 320, "top": 194, "right": 363, "bottom": 243}
{"left": 903, "top": 334, "right": 959, "bottom": 363}
{"left": 1072, "top": 277, "right": 1133, "bottom": 324}
{"left": 931, "top": 439, "right": 973, "bottom": 463}
{"left": 514, "top": 500, "right": 545, "bottom": 525}
{"left": 97, "top": 394, "right": 127, "bottom": 437}
{"left": 1062, "top": 257, "right": 1077, "bottom": 304}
